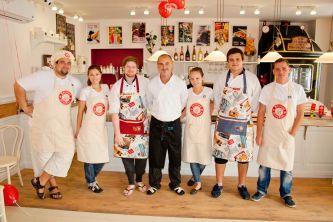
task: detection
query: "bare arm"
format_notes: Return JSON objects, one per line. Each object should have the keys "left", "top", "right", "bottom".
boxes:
{"left": 210, "top": 100, "right": 214, "bottom": 116}
{"left": 289, "top": 104, "right": 304, "bottom": 136}
{"left": 13, "top": 81, "right": 33, "bottom": 117}
{"left": 75, "top": 100, "right": 86, "bottom": 138}
{"left": 111, "top": 113, "right": 124, "bottom": 146}
{"left": 256, "top": 102, "right": 266, "bottom": 146}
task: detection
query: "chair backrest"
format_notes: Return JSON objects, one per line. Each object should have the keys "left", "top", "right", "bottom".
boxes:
{"left": 0, "top": 125, "right": 23, "bottom": 161}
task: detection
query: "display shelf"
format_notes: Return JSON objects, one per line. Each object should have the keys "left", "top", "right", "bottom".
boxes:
{"left": 30, "top": 32, "right": 67, "bottom": 47}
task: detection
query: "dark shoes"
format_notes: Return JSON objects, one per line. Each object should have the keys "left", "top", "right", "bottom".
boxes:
{"left": 88, "top": 183, "right": 103, "bottom": 193}
{"left": 187, "top": 178, "right": 195, "bottom": 186}
{"left": 146, "top": 186, "right": 158, "bottom": 195}
{"left": 211, "top": 184, "right": 223, "bottom": 198}
{"left": 190, "top": 186, "right": 202, "bottom": 195}
{"left": 49, "top": 186, "right": 62, "bottom": 199}
{"left": 283, "top": 196, "right": 296, "bottom": 208}
{"left": 173, "top": 187, "right": 185, "bottom": 195}
{"left": 251, "top": 191, "right": 265, "bottom": 202}
{"left": 31, "top": 177, "right": 45, "bottom": 199}
{"left": 238, "top": 185, "right": 250, "bottom": 200}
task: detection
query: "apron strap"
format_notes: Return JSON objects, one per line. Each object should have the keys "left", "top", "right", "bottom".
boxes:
{"left": 225, "top": 69, "right": 247, "bottom": 94}
{"left": 120, "top": 75, "right": 139, "bottom": 94}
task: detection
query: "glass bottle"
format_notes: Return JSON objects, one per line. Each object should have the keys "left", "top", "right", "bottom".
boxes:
{"left": 173, "top": 48, "right": 178, "bottom": 61}
{"left": 185, "top": 45, "right": 190, "bottom": 61}
{"left": 198, "top": 47, "right": 203, "bottom": 61}
{"left": 204, "top": 50, "right": 209, "bottom": 59}
{"left": 192, "top": 46, "right": 196, "bottom": 61}
{"left": 180, "top": 46, "right": 184, "bottom": 61}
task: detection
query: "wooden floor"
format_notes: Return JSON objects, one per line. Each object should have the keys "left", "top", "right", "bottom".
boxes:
{"left": 10, "top": 159, "right": 333, "bottom": 222}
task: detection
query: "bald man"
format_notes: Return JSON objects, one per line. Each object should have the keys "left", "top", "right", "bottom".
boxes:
{"left": 14, "top": 50, "right": 82, "bottom": 200}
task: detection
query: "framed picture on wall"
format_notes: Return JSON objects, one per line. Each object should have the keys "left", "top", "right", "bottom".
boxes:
{"left": 56, "top": 14, "right": 66, "bottom": 36}
{"left": 196, "top": 25, "right": 210, "bottom": 46}
{"left": 214, "top": 22, "right": 229, "bottom": 46}
{"left": 161, "top": 25, "right": 175, "bottom": 46}
{"left": 179, "top": 22, "right": 193, "bottom": 43}
{"left": 86, "top": 23, "right": 100, "bottom": 44}
{"left": 132, "top": 22, "right": 146, "bottom": 43}
{"left": 42, "top": 54, "right": 52, "bottom": 67}
{"left": 108, "top": 26, "right": 122, "bottom": 45}
{"left": 232, "top": 26, "right": 247, "bottom": 46}
{"left": 65, "top": 23, "right": 75, "bottom": 56}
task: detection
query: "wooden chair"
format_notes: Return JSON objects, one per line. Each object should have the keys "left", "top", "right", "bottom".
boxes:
{"left": 0, "top": 125, "right": 24, "bottom": 186}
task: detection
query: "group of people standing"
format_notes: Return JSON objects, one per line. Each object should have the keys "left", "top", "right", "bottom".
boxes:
{"left": 13, "top": 47, "right": 306, "bottom": 208}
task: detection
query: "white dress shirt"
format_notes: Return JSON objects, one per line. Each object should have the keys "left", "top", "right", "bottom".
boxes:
{"left": 147, "top": 74, "right": 188, "bottom": 122}
{"left": 213, "top": 70, "right": 261, "bottom": 112}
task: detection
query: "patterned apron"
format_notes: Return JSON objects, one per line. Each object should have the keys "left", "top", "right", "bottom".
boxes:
{"left": 257, "top": 82, "right": 296, "bottom": 171}
{"left": 77, "top": 88, "right": 109, "bottom": 163}
{"left": 114, "top": 76, "right": 149, "bottom": 159}
{"left": 213, "top": 70, "right": 254, "bottom": 162}
{"left": 30, "top": 76, "right": 75, "bottom": 177}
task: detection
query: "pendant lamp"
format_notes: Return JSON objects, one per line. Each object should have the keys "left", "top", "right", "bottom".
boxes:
{"left": 260, "top": 0, "right": 283, "bottom": 63}
{"left": 315, "top": 14, "right": 333, "bottom": 63}
{"left": 204, "top": 0, "right": 226, "bottom": 62}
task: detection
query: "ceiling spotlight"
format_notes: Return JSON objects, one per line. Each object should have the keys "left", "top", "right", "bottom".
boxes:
{"left": 184, "top": 8, "right": 190, "bottom": 15}
{"left": 240, "top": 7, "right": 245, "bottom": 15}
{"left": 254, "top": 9, "right": 260, "bottom": 15}
{"left": 73, "top": 14, "right": 78, "bottom": 19}
{"left": 51, "top": 5, "right": 58, "bottom": 11}
{"left": 310, "top": 9, "right": 317, "bottom": 15}
{"left": 144, "top": 9, "right": 149, "bottom": 15}
{"left": 78, "top": 17, "right": 83, "bottom": 22}
{"left": 58, "top": 8, "right": 64, "bottom": 14}
{"left": 130, "top": 10, "right": 136, "bottom": 16}
{"left": 296, "top": 7, "right": 301, "bottom": 15}
{"left": 198, "top": 8, "right": 204, "bottom": 15}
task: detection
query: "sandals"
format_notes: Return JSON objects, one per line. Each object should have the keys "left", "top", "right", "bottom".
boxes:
{"left": 31, "top": 177, "right": 45, "bottom": 199}
{"left": 123, "top": 185, "right": 135, "bottom": 196}
{"left": 173, "top": 187, "right": 185, "bottom": 195}
{"left": 137, "top": 183, "right": 147, "bottom": 192}
{"left": 190, "top": 186, "right": 202, "bottom": 195}
{"left": 48, "top": 186, "right": 62, "bottom": 199}
{"left": 88, "top": 183, "right": 103, "bottom": 193}
{"left": 146, "top": 186, "right": 158, "bottom": 195}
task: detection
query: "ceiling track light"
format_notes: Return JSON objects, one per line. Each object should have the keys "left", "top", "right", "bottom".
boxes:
{"left": 240, "top": 7, "right": 245, "bottom": 15}
{"left": 73, "top": 14, "right": 78, "bottom": 19}
{"left": 310, "top": 9, "right": 317, "bottom": 15}
{"left": 130, "top": 9, "right": 136, "bottom": 16}
{"left": 198, "top": 8, "right": 204, "bottom": 15}
{"left": 254, "top": 9, "right": 260, "bottom": 15}
{"left": 143, "top": 9, "right": 149, "bottom": 15}
{"left": 296, "top": 7, "right": 302, "bottom": 15}
{"left": 184, "top": 8, "right": 190, "bottom": 15}
{"left": 78, "top": 17, "right": 83, "bottom": 22}
{"left": 58, "top": 8, "right": 64, "bottom": 14}
{"left": 51, "top": 5, "right": 58, "bottom": 11}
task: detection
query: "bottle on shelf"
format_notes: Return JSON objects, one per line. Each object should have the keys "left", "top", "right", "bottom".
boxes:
{"left": 192, "top": 45, "right": 196, "bottom": 61}
{"left": 185, "top": 45, "right": 190, "bottom": 61}
{"left": 173, "top": 48, "right": 179, "bottom": 61}
{"left": 198, "top": 47, "right": 203, "bottom": 61}
{"left": 204, "top": 50, "right": 209, "bottom": 59}
{"left": 180, "top": 46, "right": 184, "bottom": 61}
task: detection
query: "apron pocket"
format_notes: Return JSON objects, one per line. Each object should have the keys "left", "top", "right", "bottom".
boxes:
{"left": 119, "top": 119, "right": 144, "bottom": 135}
{"left": 217, "top": 116, "right": 247, "bottom": 136}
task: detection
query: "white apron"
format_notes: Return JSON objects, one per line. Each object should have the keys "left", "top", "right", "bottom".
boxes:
{"left": 213, "top": 70, "right": 254, "bottom": 162}
{"left": 182, "top": 89, "right": 212, "bottom": 165}
{"left": 77, "top": 87, "right": 109, "bottom": 163}
{"left": 257, "top": 82, "right": 296, "bottom": 171}
{"left": 114, "top": 77, "right": 149, "bottom": 159}
{"left": 30, "top": 76, "right": 75, "bottom": 177}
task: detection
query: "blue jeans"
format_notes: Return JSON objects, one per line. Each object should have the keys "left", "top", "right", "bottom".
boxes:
{"left": 84, "top": 163, "right": 105, "bottom": 184}
{"left": 257, "top": 165, "right": 293, "bottom": 198}
{"left": 190, "top": 163, "right": 206, "bottom": 183}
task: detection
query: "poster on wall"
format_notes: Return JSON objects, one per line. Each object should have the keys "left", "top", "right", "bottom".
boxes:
{"left": 214, "top": 22, "right": 229, "bottom": 46}
{"left": 108, "top": 26, "right": 122, "bottom": 45}
{"left": 65, "top": 23, "right": 75, "bottom": 56}
{"left": 161, "top": 25, "right": 175, "bottom": 46}
{"left": 179, "top": 22, "right": 193, "bottom": 43}
{"left": 232, "top": 26, "right": 247, "bottom": 46}
{"left": 56, "top": 14, "right": 66, "bottom": 36}
{"left": 86, "top": 23, "right": 100, "bottom": 44}
{"left": 196, "top": 25, "right": 210, "bottom": 46}
{"left": 132, "top": 22, "right": 146, "bottom": 43}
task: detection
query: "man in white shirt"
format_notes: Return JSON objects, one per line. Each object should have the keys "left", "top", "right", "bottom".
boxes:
{"left": 212, "top": 48, "right": 261, "bottom": 200}
{"left": 251, "top": 58, "right": 307, "bottom": 208}
{"left": 14, "top": 50, "right": 82, "bottom": 200}
{"left": 146, "top": 54, "right": 188, "bottom": 195}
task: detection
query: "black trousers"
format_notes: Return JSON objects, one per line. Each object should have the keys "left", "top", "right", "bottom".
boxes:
{"left": 121, "top": 158, "right": 147, "bottom": 185}
{"left": 148, "top": 116, "right": 182, "bottom": 189}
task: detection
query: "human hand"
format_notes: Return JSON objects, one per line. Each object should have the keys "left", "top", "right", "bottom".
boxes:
{"left": 256, "top": 135, "right": 262, "bottom": 146}
{"left": 115, "top": 133, "right": 125, "bottom": 146}
{"left": 23, "top": 105, "right": 33, "bottom": 117}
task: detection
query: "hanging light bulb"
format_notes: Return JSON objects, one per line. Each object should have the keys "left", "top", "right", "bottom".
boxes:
{"left": 198, "top": 8, "right": 204, "bottom": 15}
{"left": 144, "top": 9, "right": 149, "bottom": 15}
{"left": 58, "top": 8, "right": 64, "bottom": 14}
{"left": 310, "top": 9, "right": 317, "bottom": 15}
{"left": 240, "top": 7, "right": 245, "bottom": 15}
{"left": 254, "top": 9, "right": 260, "bottom": 15}
{"left": 130, "top": 10, "right": 136, "bottom": 16}
{"left": 296, "top": 7, "right": 302, "bottom": 15}
{"left": 184, "top": 8, "right": 190, "bottom": 15}
{"left": 78, "top": 17, "right": 83, "bottom": 22}
{"left": 51, "top": 5, "right": 58, "bottom": 11}
{"left": 73, "top": 14, "right": 78, "bottom": 19}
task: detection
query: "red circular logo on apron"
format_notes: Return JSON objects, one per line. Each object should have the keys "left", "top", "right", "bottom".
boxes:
{"left": 272, "top": 104, "right": 287, "bottom": 119}
{"left": 58, "top": 90, "right": 72, "bottom": 105}
{"left": 190, "top": 103, "right": 204, "bottom": 117}
{"left": 93, "top": 103, "right": 106, "bottom": 116}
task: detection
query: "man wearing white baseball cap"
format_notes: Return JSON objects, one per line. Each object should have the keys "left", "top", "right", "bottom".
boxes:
{"left": 14, "top": 50, "right": 82, "bottom": 200}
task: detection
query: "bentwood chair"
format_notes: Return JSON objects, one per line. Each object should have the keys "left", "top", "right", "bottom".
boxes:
{"left": 0, "top": 125, "right": 24, "bottom": 186}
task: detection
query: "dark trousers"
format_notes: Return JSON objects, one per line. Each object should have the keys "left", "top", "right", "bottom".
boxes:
{"left": 121, "top": 158, "right": 147, "bottom": 185}
{"left": 84, "top": 163, "right": 105, "bottom": 184}
{"left": 148, "top": 116, "right": 182, "bottom": 189}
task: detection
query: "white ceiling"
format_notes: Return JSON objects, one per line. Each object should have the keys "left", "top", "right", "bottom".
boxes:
{"left": 43, "top": 0, "right": 333, "bottom": 21}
